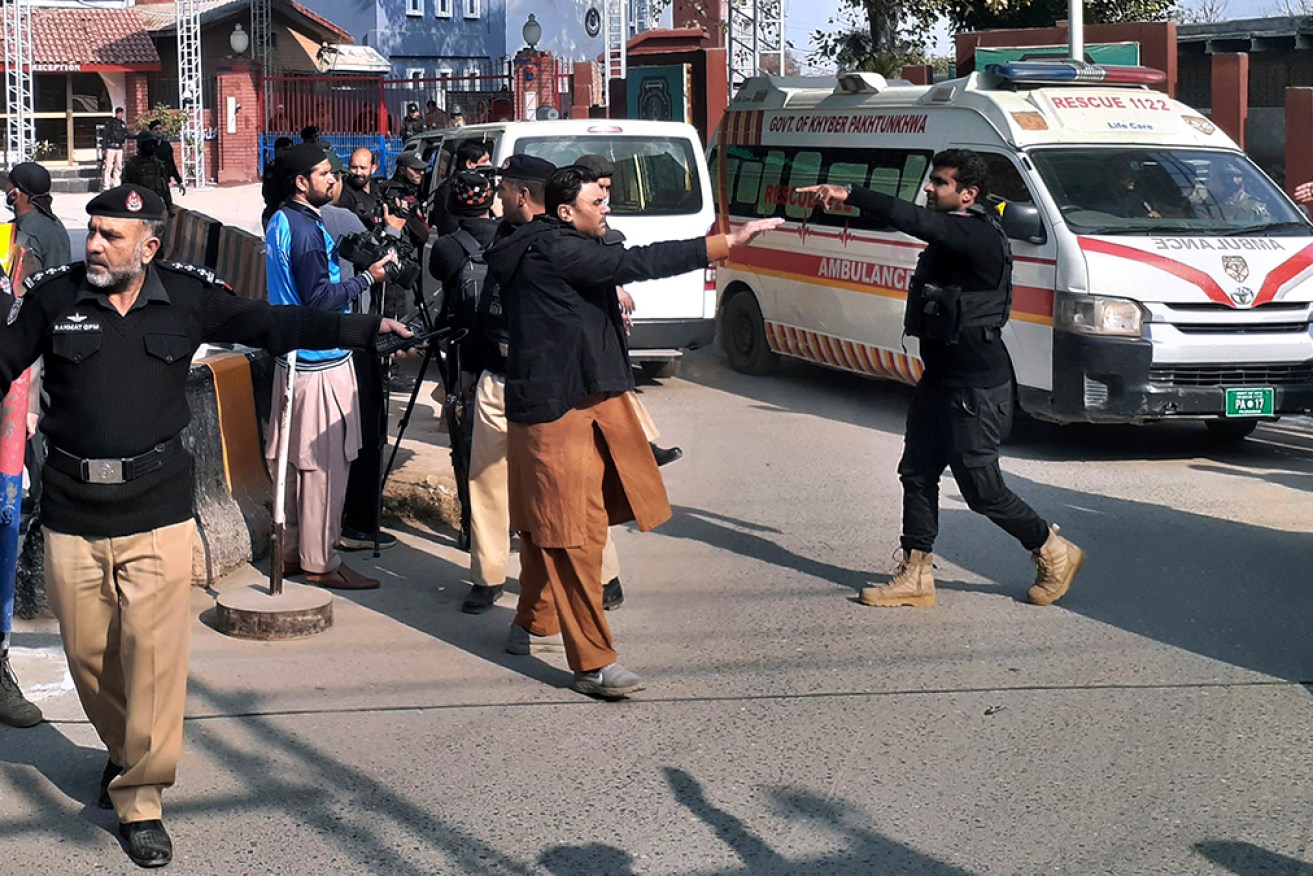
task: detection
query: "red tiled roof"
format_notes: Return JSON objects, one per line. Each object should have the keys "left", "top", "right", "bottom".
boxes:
{"left": 33, "top": 8, "right": 161, "bottom": 70}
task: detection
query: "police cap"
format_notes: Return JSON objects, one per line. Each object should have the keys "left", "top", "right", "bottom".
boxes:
{"left": 573, "top": 154, "right": 614, "bottom": 178}
{"left": 87, "top": 184, "right": 168, "bottom": 221}
{"left": 498, "top": 154, "right": 555, "bottom": 183}
{"left": 395, "top": 152, "right": 428, "bottom": 170}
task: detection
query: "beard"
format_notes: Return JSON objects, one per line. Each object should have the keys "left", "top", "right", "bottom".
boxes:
{"left": 346, "top": 174, "right": 368, "bottom": 190}
{"left": 85, "top": 239, "right": 147, "bottom": 289}
{"left": 305, "top": 185, "right": 334, "bottom": 208}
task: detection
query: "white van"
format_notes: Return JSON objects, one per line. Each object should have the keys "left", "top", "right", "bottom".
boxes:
{"left": 404, "top": 119, "right": 716, "bottom": 377}
{"left": 710, "top": 62, "right": 1313, "bottom": 439}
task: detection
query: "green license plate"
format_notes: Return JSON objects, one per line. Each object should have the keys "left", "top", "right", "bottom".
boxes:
{"left": 1224, "top": 387, "right": 1273, "bottom": 417}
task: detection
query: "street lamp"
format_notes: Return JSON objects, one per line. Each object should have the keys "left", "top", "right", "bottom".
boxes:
{"left": 522, "top": 13, "right": 542, "bottom": 51}
{"left": 229, "top": 23, "right": 250, "bottom": 56}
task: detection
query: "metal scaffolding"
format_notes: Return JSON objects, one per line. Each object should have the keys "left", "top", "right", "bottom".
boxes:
{"left": 727, "top": 0, "right": 787, "bottom": 94}
{"left": 250, "top": 0, "right": 271, "bottom": 73}
{"left": 603, "top": 0, "right": 627, "bottom": 107}
{"left": 177, "top": 0, "right": 205, "bottom": 187}
{"left": 628, "top": 0, "right": 659, "bottom": 37}
{"left": 2, "top": 0, "right": 34, "bottom": 167}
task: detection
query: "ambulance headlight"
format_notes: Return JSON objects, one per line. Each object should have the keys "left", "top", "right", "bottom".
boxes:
{"left": 1054, "top": 293, "right": 1145, "bottom": 338}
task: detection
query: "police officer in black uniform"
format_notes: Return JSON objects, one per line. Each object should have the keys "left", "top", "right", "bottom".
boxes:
{"left": 800, "top": 149, "right": 1085, "bottom": 609}
{"left": 0, "top": 184, "right": 409, "bottom": 869}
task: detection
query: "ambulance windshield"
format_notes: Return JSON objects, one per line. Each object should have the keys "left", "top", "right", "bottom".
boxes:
{"left": 1030, "top": 148, "right": 1307, "bottom": 235}
{"left": 516, "top": 136, "right": 703, "bottom": 216}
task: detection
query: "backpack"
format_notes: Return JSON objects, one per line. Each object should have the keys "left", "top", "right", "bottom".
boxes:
{"left": 129, "top": 155, "right": 170, "bottom": 202}
{"left": 444, "top": 228, "right": 488, "bottom": 324}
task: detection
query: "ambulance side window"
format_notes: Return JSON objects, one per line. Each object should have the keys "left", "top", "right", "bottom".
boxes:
{"left": 899, "top": 154, "right": 929, "bottom": 202}
{"left": 786, "top": 151, "right": 822, "bottom": 220}
{"left": 756, "top": 151, "right": 787, "bottom": 218}
{"left": 978, "top": 153, "right": 1034, "bottom": 205}
{"left": 735, "top": 156, "right": 763, "bottom": 206}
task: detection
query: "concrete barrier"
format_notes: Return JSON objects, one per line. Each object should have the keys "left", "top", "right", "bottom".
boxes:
{"left": 185, "top": 349, "right": 274, "bottom": 585}
{"left": 214, "top": 225, "right": 266, "bottom": 301}
{"left": 167, "top": 208, "right": 222, "bottom": 269}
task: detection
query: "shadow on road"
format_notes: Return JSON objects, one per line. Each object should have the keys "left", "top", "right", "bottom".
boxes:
{"left": 1195, "top": 840, "right": 1313, "bottom": 875}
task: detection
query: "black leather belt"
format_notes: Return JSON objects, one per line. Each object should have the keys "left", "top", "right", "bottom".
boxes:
{"left": 46, "top": 436, "right": 184, "bottom": 485}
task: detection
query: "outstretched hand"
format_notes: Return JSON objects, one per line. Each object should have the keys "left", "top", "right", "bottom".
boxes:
{"left": 727, "top": 217, "right": 784, "bottom": 248}
{"left": 1294, "top": 181, "right": 1313, "bottom": 205}
{"left": 796, "top": 184, "right": 849, "bottom": 211}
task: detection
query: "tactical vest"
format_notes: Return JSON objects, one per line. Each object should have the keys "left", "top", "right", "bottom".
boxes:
{"left": 904, "top": 205, "right": 1013, "bottom": 344}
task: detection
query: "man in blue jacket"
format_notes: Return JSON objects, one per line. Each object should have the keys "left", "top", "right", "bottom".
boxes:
{"left": 266, "top": 143, "right": 397, "bottom": 590}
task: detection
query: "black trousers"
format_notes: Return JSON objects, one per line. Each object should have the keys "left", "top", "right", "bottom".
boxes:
{"left": 898, "top": 379, "right": 1048, "bottom": 554}
{"left": 343, "top": 351, "right": 384, "bottom": 535}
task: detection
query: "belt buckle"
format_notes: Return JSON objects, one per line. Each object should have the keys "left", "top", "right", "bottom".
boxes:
{"left": 82, "top": 458, "right": 125, "bottom": 484}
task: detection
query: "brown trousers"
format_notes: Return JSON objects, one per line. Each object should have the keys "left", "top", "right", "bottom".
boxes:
{"left": 470, "top": 371, "right": 619, "bottom": 588}
{"left": 512, "top": 425, "right": 616, "bottom": 673}
{"left": 45, "top": 520, "right": 196, "bottom": 823}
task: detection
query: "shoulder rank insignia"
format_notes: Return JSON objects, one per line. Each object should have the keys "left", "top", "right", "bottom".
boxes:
{"left": 22, "top": 262, "right": 72, "bottom": 291}
{"left": 160, "top": 260, "right": 217, "bottom": 284}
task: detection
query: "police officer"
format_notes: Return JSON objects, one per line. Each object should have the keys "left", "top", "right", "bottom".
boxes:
{"left": 100, "top": 107, "right": 128, "bottom": 191}
{"left": 800, "top": 149, "right": 1085, "bottom": 609}
{"left": 0, "top": 184, "right": 408, "bottom": 868}
{"left": 6, "top": 162, "right": 71, "bottom": 275}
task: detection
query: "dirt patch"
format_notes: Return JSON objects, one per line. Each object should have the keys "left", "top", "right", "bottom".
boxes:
{"left": 383, "top": 471, "right": 463, "bottom": 532}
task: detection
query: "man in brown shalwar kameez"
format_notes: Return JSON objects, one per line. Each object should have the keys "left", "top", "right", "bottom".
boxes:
{"left": 486, "top": 164, "right": 780, "bottom": 698}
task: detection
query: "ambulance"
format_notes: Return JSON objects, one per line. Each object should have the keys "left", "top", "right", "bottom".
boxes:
{"left": 710, "top": 61, "right": 1313, "bottom": 439}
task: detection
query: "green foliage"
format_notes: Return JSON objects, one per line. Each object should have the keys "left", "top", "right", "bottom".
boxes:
{"left": 814, "top": 0, "right": 1178, "bottom": 73}
{"left": 134, "top": 104, "right": 187, "bottom": 138}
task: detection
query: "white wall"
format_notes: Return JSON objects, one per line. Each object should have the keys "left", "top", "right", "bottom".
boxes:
{"left": 502, "top": 0, "right": 670, "bottom": 62}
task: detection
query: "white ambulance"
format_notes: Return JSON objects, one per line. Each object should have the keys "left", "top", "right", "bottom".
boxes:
{"left": 710, "top": 61, "right": 1313, "bottom": 439}
{"left": 404, "top": 120, "right": 716, "bottom": 378}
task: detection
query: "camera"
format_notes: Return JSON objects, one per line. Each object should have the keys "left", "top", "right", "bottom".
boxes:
{"left": 338, "top": 228, "right": 422, "bottom": 289}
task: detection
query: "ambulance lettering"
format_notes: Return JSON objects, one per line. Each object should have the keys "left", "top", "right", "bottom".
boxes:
{"left": 817, "top": 258, "right": 912, "bottom": 289}
{"left": 1151, "top": 238, "right": 1287, "bottom": 252}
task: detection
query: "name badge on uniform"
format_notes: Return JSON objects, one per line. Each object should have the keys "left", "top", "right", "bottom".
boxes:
{"left": 53, "top": 313, "right": 101, "bottom": 333}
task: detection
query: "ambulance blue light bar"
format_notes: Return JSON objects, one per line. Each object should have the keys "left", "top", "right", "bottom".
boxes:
{"left": 986, "top": 61, "right": 1167, "bottom": 86}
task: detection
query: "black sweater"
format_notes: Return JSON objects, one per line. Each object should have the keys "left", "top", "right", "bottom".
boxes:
{"left": 0, "top": 260, "right": 382, "bottom": 537}
{"left": 846, "top": 187, "right": 1012, "bottom": 388}
{"left": 486, "top": 216, "right": 709, "bottom": 424}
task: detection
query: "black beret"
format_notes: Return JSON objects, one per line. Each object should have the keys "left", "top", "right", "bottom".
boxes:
{"left": 277, "top": 142, "right": 333, "bottom": 179}
{"left": 9, "top": 162, "right": 51, "bottom": 197}
{"left": 87, "top": 184, "right": 168, "bottom": 220}
{"left": 498, "top": 154, "right": 555, "bottom": 183}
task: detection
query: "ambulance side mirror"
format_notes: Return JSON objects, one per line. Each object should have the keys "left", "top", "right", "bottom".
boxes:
{"left": 1000, "top": 202, "right": 1047, "bottom": 245}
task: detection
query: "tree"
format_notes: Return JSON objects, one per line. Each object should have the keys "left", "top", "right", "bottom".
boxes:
{"left": 814, "top": 0, "right": 1179, "bottom": 72}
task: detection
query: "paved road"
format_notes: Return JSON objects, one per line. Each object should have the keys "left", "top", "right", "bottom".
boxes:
{"left": 4, "top": 347, "right": 1312, "bottom": 875}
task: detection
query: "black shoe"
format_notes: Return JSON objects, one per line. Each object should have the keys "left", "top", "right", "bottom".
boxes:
{"left": 461, "top": 584, "right": 502, "bottom": 614}
{"left": 650, "top": 443, "right": 683, "bottom": 467}
{"left": 118, "top": 819, "right": 172, "bottom": 868}
{"left": 98, "top": 758, "right": 123, "bottom": 810}
{"left": 602, "top": 577, "right": 624, "bottom": 611}
{"left": 338, "top": 526, "right": 397, "bottom": 551}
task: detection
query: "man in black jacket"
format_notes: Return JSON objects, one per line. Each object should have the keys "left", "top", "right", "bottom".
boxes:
{"left": 430, "top": 139, "right": 492, "bottom": 236}
{"left": 488, "top": 166, "right": 779, "bottom": 698}
{"left": 0, "top": 184, "right": 408, "bottom": 869}
{"left": 800, "top": 149, "right": 1085, "bottom": 609}
{"left": 146, "top": 120, "right": 184, "bottom": 196}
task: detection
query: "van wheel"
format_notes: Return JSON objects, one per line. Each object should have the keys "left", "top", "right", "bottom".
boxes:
{"left": 722, "top": 291, "right": 778, "bottom": 375}
{"left": 1204, "top": 419, "right": 1258, "bottom": 442}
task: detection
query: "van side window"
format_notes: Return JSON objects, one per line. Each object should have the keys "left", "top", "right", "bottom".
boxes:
{"left": 714, "top": 141, "right": 932, "bottom": 231}
{"left": 977, "top": 153, "right": 1034, "bottom": 205}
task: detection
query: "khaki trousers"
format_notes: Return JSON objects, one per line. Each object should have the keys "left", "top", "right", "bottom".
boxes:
{"left": 45, "top": 520, "right": 196, "bottom": 823}
{"left": 101, "top": 148, "right": 124, "bottom": 190}
{"left": 469, "top": 371, "right": 618, "bottom": 588}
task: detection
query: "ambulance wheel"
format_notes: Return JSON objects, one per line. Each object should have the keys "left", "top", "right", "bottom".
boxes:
{"left": 1204, "top": 419, "right": 1258, "bottom": 442}
{"left": 722, "top": 290, "right": 777, "bottom": 375}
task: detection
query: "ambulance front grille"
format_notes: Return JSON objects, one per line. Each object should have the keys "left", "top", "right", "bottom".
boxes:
{"left": 1149, "top": 363, "right": 1313, "bottom": 387}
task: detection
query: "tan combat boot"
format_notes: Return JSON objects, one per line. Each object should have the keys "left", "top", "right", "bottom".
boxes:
{"left": 860, "top": 549, "right": 935, "bottom": 607}
{"left": 1028, "top": 525, "right": 1085, "bottom": 606}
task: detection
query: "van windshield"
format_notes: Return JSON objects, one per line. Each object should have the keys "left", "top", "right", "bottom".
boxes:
{"left": 1029, "top": 148, "right": 1308, "bottom": 235}
{"left": 515, "top": 136, "right": 703, "bottom": 216}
